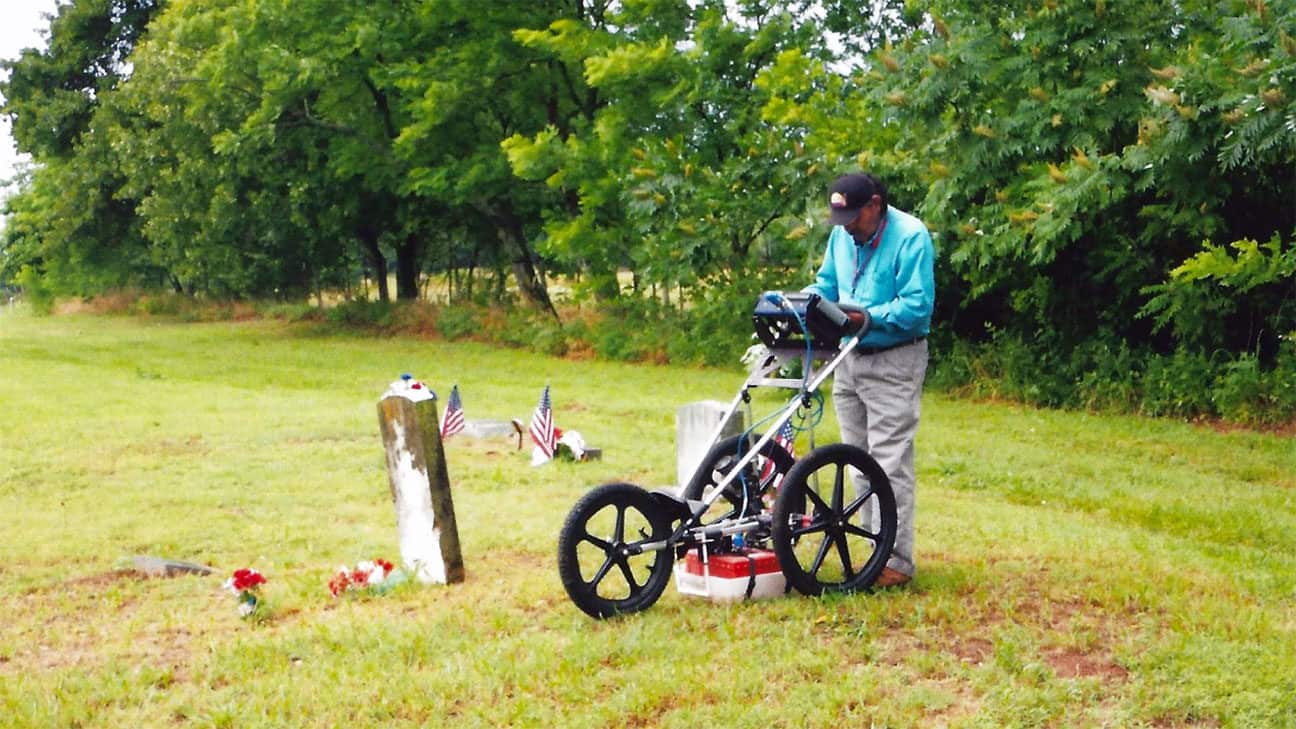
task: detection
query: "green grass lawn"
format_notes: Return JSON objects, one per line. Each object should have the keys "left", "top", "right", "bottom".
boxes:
{"left": 1, "top": 310, "right": 1294, "bottom": 727}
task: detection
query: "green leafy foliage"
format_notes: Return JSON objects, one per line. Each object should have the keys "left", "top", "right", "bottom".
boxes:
{"left": 506, "top": 0, "right": 843, "bottom": 301}
{"left": 0, "top": 0, "right": 163, "bottom": 297}
{"left": 4, "top": 0, "right": 1295, "bottom": 424}
{"left": 931, "top": 328, "right": 1296, "bottom": 427}
{"left": 1142, "top": 234, "right": 1296, "bottom": 353}
{"left": 14, "top": 264, "right": 54, "bottom": 314}
{"left": 855, "top": 0, "right": 1294, "bottom": 352}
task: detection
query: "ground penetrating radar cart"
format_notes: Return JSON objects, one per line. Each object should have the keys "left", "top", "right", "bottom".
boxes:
{"left": 557, "top": 292, "right": 898, "bottom": 618}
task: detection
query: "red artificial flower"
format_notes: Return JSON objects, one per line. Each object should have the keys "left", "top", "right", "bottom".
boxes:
{"left": 328, "top": 571, "right": 351, "bottom": 597}
{"left": 231, "top": 568, "right": 267, "bottom": 592}
{"left": 329, "top": 559, "right": 397, "bottom": 597}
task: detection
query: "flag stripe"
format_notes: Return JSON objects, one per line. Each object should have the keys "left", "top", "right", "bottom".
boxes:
{"left": 440, "top": 386, "right": 465, "bottom": 439}
{"left": 529, "top": 385, "right": 556, "bottom": 459}
{"left": 758, "top": 419, "right": 796, "bottom": 482}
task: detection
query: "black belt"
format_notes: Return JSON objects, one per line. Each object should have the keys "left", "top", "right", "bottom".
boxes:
{"left": 855, "top": 336, "right": 925, "bottom": 356}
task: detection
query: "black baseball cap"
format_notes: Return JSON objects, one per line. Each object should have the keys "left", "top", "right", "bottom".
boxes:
{"left": 827, "top": 173, "right": 885, "bottom": 226}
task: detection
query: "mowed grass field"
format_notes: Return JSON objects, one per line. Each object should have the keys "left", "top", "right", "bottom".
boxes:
{"left": 1, "top": 310, "right": 1294, "bottom": 728}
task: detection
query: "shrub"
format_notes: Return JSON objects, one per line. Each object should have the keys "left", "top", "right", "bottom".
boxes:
{"left": 326, "top": 300, "right": 393, "bottom": 327}
{"left": 927, "top": 329, "right": 1074, "bottom": 408}
{"left": 590, "top": 322, "right": 639, "bottom": 361}
{"left": 1072, "top": 337, "right": 1142, "bottom": 413}
{"left": 259, "top": 302, "right": 324, "bottom": 322}
{"left": 665, "top": 289, "right": 753, "bottom": 367}
{"left": 16, "top": 265, "right": 55, "bottom": 315}
{"left": 527, "top": 315, "right": 570, "bottom": 357}
{"left": 382, "top": 301, "right": 436, "bottom": 335}
{"left": 1139, "top": 350, "right": 1221, "bottom": 420}
{"left": 1212, "top": 345, "right": 1296, "bottom": 427}
{"left": 132, "top": 293, "right": 185, "bottom": 317}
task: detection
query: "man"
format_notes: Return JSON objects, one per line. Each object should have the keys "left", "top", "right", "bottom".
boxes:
{"left": 805, "top": 172, "right": 935, "bottom": 588}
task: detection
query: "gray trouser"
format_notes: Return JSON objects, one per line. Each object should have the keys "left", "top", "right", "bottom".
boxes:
{"left": 831, "top": 339, "right": 928, "bottom": 577}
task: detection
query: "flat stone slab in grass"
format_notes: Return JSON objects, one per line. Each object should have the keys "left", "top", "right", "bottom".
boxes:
{"left": 463, "top": 419, "right": 521, "bottom": 439}
{"left": 133, "top": 556, "right": 214, "bottom": 578}
{"left": 460, "top": 419, "right": 605, "bottom": 459}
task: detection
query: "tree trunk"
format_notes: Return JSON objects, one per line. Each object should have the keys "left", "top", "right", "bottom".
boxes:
{"left": 395, "top": 233, "right": 423, "bottom": 300}
{"left": 509, "top": 257, "right": 558, "bottom": 319}
{"left": 474, "top": 201, "right": 559, "bottom": 320}
{"left": 464, "top": 240, "right": 480, "bottom": 300}
{"left": 502, "top": 229, "right": 558, "bottom": 318}
{"left": 494, "top": 265, "right": 507, "bottom": 298}
{"left": 357, "top": 222, "right": 389, "bottom": 302}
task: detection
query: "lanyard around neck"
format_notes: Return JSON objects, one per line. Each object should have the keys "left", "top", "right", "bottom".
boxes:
{"left": 852, "top": 213, "right": 888, "bottom": 289}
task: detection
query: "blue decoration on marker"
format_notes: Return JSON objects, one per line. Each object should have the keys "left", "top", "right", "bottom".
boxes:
{"left": 401, "top": 373, "right": 413, "bottom": 381}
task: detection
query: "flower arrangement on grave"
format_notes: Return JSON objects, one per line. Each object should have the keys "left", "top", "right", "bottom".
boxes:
{"left": 223, "top": 568, "right": 267, "bottom": 619}
{"left": 554, "top": 427, "right": 591, "bottom": 462}
{"left": 329, "top": 558, "right": 401, "bottom": 597}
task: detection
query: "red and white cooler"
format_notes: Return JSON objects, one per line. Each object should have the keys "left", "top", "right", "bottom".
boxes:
{"left": 674, "top": 548, "right": 786, "bottom": 602}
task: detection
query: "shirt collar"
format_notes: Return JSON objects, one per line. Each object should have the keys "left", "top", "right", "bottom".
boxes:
{"left": 865, "top": 210, "right": 889, "bottom": 250}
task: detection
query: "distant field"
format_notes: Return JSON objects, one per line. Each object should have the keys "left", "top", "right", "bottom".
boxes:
{"left": 1, "top": 311, "right": 1294, "bottom": 727}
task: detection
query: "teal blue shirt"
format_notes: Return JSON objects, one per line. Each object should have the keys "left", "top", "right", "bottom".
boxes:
{"left": 805, "top": 206, "right": 935, "bottom": 349}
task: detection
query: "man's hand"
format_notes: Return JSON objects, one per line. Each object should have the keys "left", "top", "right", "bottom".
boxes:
{"left": 844, "top": 308, "right": 870, "bottom": 334}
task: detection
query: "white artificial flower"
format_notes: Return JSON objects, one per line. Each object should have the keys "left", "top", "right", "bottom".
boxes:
{"left": 557, "top": 430, "right": 587, "bottom": 460}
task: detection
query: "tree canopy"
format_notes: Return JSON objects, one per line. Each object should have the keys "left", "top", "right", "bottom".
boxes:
{"left": 3, "top": 0, "right": 1293, "bottom": 389}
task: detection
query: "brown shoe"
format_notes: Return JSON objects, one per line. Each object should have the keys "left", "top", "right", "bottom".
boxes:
{"left": 874, "top": 567, "right": 911, "bottom": 588}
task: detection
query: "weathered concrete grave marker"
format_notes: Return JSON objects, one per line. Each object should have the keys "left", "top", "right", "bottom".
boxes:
{"left": 675, "top": 400, "right": 745, "bottom": 488}
{"left": 377, "top": 375, "right": 465, "bottom": 584}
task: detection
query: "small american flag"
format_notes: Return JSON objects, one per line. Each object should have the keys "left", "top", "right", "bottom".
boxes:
{"left": 759, "top": 419, "right": 796, "bottom": 483}
{"left": 529, "top": 385, "right": 556, "bottom": 460}
{"left": 440, "top": 385, "right": 465, "bottom": 439}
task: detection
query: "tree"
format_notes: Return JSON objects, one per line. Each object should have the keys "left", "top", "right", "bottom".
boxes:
{"left": 503, "top": 0, "right": 855, "bottom": 304}
{"left": 103, "top": 0, "right": 576, "bottom": 309}
{"left": 1134, "top": 0, "right": 1296, "bottom": 355}
{"left": 0, "top": 0, "right": 164, "bottom": 295}
{"left": 849, "top": 0, "right": 1294, "bottom": 357}
{"left": 395, "top": 0, "right": 592, "bottom": 315}
{"left": 2, "top": 0, "right": 160, "bottom": 159}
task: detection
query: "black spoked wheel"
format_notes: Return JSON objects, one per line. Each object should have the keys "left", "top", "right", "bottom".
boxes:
{"left": 771, "top": 443, "right": 896, "bottom": 595}
{"left": 557, "top": 482, "right": 675, "bottom": 619}
{"left": 681, "top": 433, "right": 796, "bottom": 525}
